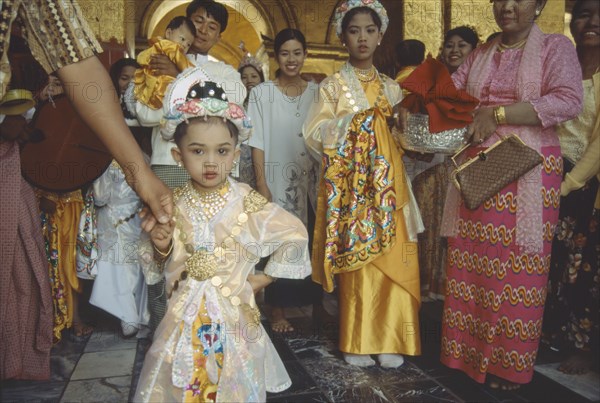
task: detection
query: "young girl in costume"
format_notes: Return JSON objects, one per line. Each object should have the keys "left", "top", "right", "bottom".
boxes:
{"left": 303, "top": 0, "right": 423, "bottom": 368}
{"left": 88, "top": 156, "right": 150, "bottom": 338}
{"left": 134, "top": 66, "right": 311, "bottom": 402}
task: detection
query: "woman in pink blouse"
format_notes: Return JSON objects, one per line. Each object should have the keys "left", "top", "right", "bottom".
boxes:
{"left": 439, "top": 0, "right": 583, "bottom": 391}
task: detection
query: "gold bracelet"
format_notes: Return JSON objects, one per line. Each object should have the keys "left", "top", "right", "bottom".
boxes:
{"left": 153, "top": 241, "right": 173, "bottom": 259}
{"left": 494, "top": 106, "right": 507, "bottom": 125}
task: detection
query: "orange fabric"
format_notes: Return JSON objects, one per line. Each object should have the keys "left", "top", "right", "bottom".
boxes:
{"left": 37, "top": 190, "right": 83, "bottom": 342}
{"left": 400, "top": 57, "right": 479, "bottom": 132}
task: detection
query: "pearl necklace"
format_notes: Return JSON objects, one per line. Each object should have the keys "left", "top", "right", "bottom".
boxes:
{"left": 498, "top": 38, "right": 527, "bottom": 52}
{"left": 182, "top": 181, "right": 231, "bottom": 223}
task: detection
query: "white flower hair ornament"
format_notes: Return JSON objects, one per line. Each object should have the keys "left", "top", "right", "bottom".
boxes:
{"left": 333, "top": 0, "right": 389, "bottom": 38}
{"left": 161, "top": 66, "right": 252, "bottom": 144}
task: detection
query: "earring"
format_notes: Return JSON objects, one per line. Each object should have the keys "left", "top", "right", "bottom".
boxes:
{"left": 535, "top": 9, "right": 540, "bottom": 16}
{"left": 232, "top": 160, "right": 238, "bottom": 168}
{"left": 177, "top": 161, "right": 182, "bottom": 168}
{"left": 377, "top": 42, "right": 381, "bottom": 46}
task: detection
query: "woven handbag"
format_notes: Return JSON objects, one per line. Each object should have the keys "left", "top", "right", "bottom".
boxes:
{"left": 450, "top": 134, "right": 543, "bottom": 210}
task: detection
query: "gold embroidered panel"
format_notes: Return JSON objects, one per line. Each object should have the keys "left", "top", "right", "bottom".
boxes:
{"left": 403, "top": 0, "right": 444, "bottom": 58}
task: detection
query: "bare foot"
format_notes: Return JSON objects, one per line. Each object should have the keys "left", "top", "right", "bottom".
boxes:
{"left": 72, "top": 294, "right": 93, "bottom": 337}
{"left": 559, "top": 350, "right": 593, "bottom": 375}
{"left": 73, "top": 321, "right": 94, "bottom": 337}
{"left": 270, "top": 307, "right": 294, "bottom": 333}
{"left": 487, "top": 374, "right": 521, "bottom": 391}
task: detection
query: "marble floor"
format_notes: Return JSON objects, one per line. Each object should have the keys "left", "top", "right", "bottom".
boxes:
{"left": 1, "top": 294, "right": 599, "bottom": 402}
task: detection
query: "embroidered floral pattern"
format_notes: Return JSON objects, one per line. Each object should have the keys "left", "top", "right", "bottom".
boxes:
{"left": 543, "top": 169, "right": 599, "bottom": 354}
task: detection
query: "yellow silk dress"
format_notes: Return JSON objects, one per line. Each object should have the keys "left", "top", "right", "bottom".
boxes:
{"left": 134, "top": 38, "right": 195, "bottom": 110}
{"left": 303, "top": 63, "right": 422, "bottom": 355}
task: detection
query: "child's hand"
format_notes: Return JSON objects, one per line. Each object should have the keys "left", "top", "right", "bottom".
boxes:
{"left": 247, "top": 273, "right": 274, "bottom": 294}
{"left": 150, "top": 219, "right": 175, "bottom": 253}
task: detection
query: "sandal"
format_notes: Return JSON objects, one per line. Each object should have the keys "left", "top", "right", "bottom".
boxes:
{"left": 486, "top": 374, "right": 521, "bottom": 391}
{"left": 72, "top": 322, "right": 94, "bottom": 338}
{"left": 271, "top": 319, "right": 295, "bottom": 333}
{"left": 558, "top": 350, "right": 593, "bottom": 375}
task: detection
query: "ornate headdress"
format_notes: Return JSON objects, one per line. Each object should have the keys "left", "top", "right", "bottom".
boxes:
{"left": 161, "top": 66, "right": 252, "bottom": 144}
{"left": 333, "top": 0, "right": 389, "bottom": 38}
{"left": 237, "top": 41, "right": 263, "bottom": 74}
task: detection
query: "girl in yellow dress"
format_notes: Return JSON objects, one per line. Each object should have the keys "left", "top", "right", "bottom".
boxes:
{"left": 303, "top": 0, "right": 423, "bottom": 368}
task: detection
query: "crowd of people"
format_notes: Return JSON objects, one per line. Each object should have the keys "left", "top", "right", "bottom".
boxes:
{"left": 0, "top": 0, "right": 597, "bottom": 400}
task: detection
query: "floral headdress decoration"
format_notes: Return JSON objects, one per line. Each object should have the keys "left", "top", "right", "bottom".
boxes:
{"left": 238, "top": 41, "right": 263, "bottom": 74}
{"left": 334, "top": 0, "right": 389, "bottom": 38}
{"left": 161, "top": 66, "right": 252, "bottom": 144}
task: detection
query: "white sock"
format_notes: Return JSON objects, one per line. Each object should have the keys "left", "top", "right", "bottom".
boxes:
{"left": 378, "top": 354, "right": 404, "bottom": 368}
{"left": 121, "top": 320, "right": 138, "bottom": 337}
{"left": 343, "top": 353, "right": 376, "bottom": 367}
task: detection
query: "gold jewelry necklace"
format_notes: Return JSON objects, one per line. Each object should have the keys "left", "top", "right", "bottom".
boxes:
{"left": 165, "top": 190, "right": 268, "bottom": 326}
{"left": 182, "top": 181, "right": 231, "bottom": 222}
{"left": 353, "top": 65, "right": 377, "bottom": 82}
{"left": 498, "top": 38, "right": 527, "bottom": 52}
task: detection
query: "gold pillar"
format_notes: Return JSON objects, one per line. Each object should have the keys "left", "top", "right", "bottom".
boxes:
{"left": 79, "top": 0, "right": 126, "bottom": 44}
{"left": 448, "top": 0, "right": 497, "bottom": 43}
{"left": 403, "top": 0, "right": 444, "bottom": 57}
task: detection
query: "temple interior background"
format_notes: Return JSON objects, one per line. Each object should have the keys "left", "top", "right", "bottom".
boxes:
{"left": 2, "top": 1, "right": 598, "bottom": 402}
{"left": 76, "top": 0, "right": 578, "bottom": 81}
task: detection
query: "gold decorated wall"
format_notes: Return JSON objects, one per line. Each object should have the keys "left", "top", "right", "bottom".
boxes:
{"left": 80, "top": 0, "right": 571, "bottom": 79}
{"left": 78, "top": 0, "right": 128, "bottom": 44}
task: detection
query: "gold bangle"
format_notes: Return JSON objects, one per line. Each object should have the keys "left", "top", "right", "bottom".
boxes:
{"left": 153, "top": 241, "right": 173, "bottom": 258}
{"left": 494, "top": 106, "right": 507, "bottom": 125}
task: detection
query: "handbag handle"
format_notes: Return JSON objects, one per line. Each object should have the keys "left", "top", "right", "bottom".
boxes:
{"left": 450, "top": 131, "right": 509, "bottom": 168}
{"left": 450, "top": 142, "right": 471, "bottom": 169}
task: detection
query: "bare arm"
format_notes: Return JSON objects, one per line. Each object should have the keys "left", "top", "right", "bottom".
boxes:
{"left": 56, "top": 56, "right": 172, "bottom": 228}
{"left": 468, "top": 102, "right": 542, "bottom": 144}
{"left": 251, "top": 147, "right": 272, "bottom": 201}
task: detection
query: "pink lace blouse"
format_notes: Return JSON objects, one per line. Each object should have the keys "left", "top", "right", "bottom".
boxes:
{"left": 452, "top": 34, "right": 583, "bottom": 148}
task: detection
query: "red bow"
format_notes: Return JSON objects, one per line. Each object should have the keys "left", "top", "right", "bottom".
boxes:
{"left": 400, "top": 57, "right": 479, "bottom": 133}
